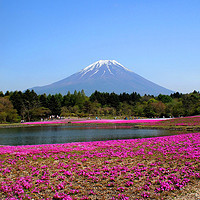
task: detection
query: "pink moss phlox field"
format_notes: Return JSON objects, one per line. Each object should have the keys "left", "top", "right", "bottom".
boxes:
{"left": 0, "top": 133, "right": 200, "bottom": 199}
{"left": 144, "top": 116, "right": 200, "bottom": 127}
{"left": 72, "top": 119, "right": 165, "bottom": 124}
{"left": 24, "top": 119, "right": 167, "bottom": 125}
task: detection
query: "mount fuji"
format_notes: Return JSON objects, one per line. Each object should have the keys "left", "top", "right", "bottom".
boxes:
{"left": 30, "top": 60, "right": 174, "bottom": 96}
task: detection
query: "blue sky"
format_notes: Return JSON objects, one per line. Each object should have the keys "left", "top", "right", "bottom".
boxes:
{"left": 1, "top": 0, "right": 200, "bottom": 94}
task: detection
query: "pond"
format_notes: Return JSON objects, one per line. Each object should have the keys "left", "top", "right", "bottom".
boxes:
{"left": 0, "top": 125, "right": 180, "bottom": 146}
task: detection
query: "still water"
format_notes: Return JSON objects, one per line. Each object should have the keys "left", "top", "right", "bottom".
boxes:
{"left": 0, "top": 125, "right": 179, "bottom": 146}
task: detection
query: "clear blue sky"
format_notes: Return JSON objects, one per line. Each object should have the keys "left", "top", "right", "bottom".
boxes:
{"left": 1, "top": 0, "right": 200, "bottom": 94}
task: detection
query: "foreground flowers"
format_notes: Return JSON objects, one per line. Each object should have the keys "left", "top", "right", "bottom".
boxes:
{"left": 0, "top": 133, "right": 200, "bottom": 199}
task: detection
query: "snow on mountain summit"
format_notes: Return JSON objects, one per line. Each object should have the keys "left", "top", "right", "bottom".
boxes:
{"left": 78, "top": 60, "right": 132, "bottom": 79}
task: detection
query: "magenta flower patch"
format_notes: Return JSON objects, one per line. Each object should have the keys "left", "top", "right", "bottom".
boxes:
{"left": 0, "top": 133, "right": 199, "bottom": 199}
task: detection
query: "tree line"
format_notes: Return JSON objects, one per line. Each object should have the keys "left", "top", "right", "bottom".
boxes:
{"left": 0, "top": 89, "right": 200, "bottom": 123}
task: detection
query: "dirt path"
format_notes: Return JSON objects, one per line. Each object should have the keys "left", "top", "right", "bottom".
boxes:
{"left": 169, "top": 181, "right": 200, "bottom": 200}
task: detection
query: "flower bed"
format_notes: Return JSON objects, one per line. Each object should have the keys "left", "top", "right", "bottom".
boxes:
{"left": 0, "top": 133, "right": 200, "bottom": 199}
{"left": 142, "top": 116, "right": 200, "bottom": 127}
{"left": 23, "top": 118, "right": 167, "bottom": 125}
{"left": 72, "top": 119, "right": 166, "bottom": 124}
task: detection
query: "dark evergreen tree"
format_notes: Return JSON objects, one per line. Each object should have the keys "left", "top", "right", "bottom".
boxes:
{"left": 0, "top": 91, "right": 4, "bottom": 97}
{"left": 108, "top": 92, "right": 120, "bottom": 108}
{"left": 39, "top": 94, "right": 48, "bottom": 108}
{"left": 170, "top": 92, "right": 183, "bottom": 99}
{"left": 48, "top": 95, "right": 61, "bottom": 116}
{"left": 10, "top": 91, "right": 23, "bottom": 116}
{"left": 62, "top": 92, "right": 71, "bottom": 107}
{"left": 4, "top": 91, "right": 10, "bottom": 96}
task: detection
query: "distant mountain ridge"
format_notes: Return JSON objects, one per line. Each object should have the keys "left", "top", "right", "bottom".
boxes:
{"left": 30, "top": 60, "right": 174, "bottom": 96}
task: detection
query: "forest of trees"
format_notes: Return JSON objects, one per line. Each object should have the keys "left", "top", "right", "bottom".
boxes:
{"left": 0, "top": 89, "right": 200, "bottom": 123}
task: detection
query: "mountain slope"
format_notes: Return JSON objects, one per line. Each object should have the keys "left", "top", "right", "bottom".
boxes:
{"left": 31, "top": 60, "right": 174, "bottom": 96}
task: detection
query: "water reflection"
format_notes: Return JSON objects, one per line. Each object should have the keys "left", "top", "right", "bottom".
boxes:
{"left": 0, "top": 125, "right": 181, "bottom": 146}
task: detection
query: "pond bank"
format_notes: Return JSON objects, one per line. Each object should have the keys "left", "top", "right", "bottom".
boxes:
{"left": 1, "top": 117, "right": 200, "bottom": 132}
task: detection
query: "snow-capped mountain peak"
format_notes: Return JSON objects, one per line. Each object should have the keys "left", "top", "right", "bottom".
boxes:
{"left": 79, "top": 60, "right": 132, "bottom": 78}
{"left": 30, "top": 59, "right": 174, "bottom": 96}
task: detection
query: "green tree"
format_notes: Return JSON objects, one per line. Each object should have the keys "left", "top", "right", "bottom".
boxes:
{"left": 60, "top": 106, "right": 70, "bottom": 117}
{"left": 0, "top": 97, "right": 20, "bottom": 123}
{"left": 133, "top": 102, "right": 145, "bottom": 117}
{"left": 157, "top": 94, "right": 172, "bottom": 103}
{"left": 48, "top": 95, "right": 61, "bottom": 116}
{"left": 22, "top": 90, "right": 40, "bottom": 121}
{"left": 0, "top": 91, "right": 4, "bottom": 97}
{"left": 62, "top": 91, "right": 71, "bottom": 107}
{"left": 108, "top": 92, "right": 120, "bottom": 108}
{"left": 30, "top": 107, "right": 51, "bottom": 121}
{"left": 118, "top": 102, "right": 133, "bottom": 116}
{"left": 83, "top": 101, "right": 93, "bottom": 114}
{"left": 4, "top": 91, "right": 10, "bottom": 96}
{"left": 39, "top": 94, "right": 48, "bottom": 108}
